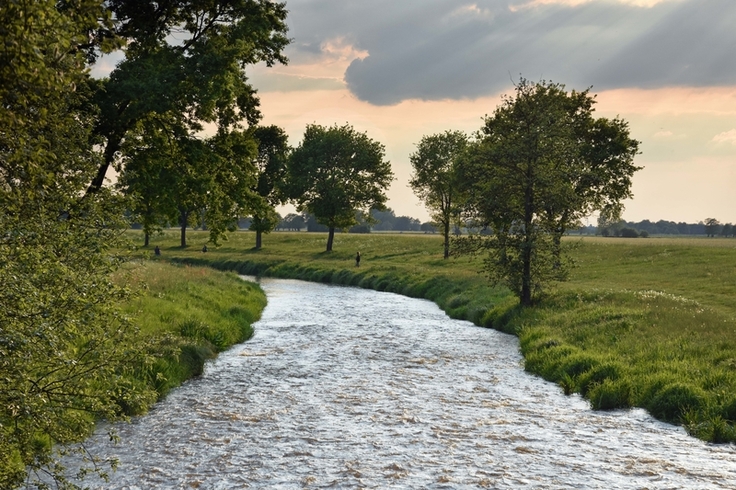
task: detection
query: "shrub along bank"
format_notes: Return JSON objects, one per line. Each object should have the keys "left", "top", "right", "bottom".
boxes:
{"left": 141, "top": 230, "right": 736, "bottom": 443}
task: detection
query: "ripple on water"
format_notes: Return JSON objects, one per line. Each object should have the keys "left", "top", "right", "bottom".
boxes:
{"left": 66, "top": 278, "right": 736, "bottom": 489}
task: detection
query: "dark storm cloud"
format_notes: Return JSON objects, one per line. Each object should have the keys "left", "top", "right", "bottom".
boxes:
{"left": 282, "top": 0, "right": 736, "bottom": 105}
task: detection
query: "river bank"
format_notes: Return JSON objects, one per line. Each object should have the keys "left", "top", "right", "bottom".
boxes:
{"left": 115, "top": 261, "right": 267, "bottom": 411}
{"left": 140, "top": 230, "right": 736, "bottom": 443}
{"left": 67, "top": 277, "right": 736, "bottom": 488}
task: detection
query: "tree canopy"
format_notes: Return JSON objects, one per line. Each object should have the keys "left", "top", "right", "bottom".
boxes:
{"left": 410, "top": 130, "right": 469, "bottom": 259}
{"left": 249, "top": 125, "right": 290, "bottom": 249}
{"left": 457, "top": 79, "right": 640, "bottom": 306}
{"left": 286, "top": 124, "right": 394, "bottom": 252}
{"left": 0, "top": 1, "right": 158, "bottom": 487}
{"left": 88, "top": 0, "right": 290, "bottom": 195}
{"left": 0, "top": 1, "right": 291, "bottom": 486}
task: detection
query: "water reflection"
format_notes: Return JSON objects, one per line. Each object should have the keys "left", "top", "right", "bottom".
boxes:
{"left": 73, "top": 278, "right": 736, "bottom": 488}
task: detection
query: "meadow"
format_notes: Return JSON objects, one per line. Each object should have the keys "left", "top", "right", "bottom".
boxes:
{"left": 135, "top": 229, "right": 736, "bottom": 442}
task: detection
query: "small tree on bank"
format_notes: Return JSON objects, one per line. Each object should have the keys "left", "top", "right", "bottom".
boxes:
{"left": 286, "top": 124, "right": 394, "bottom": 252}
{"left": 456, "top": 79, "right": 640, "bottom": 306}
{"left": 409, "top": 130, "right": 468, "bottom": 259}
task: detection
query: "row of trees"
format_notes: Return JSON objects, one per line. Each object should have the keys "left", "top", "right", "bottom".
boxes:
{"left": 1, "top": 0, "right": 291, "bottom": 487}
{"left": 408, "top": 79, "right": 640, "bottom": 306}
{"left": 271, "top": 209, "right": 434, "bottom": 233}
{"left": 124, "top": 122, "right": 394, "bottom": 252}
{"left": 596, "top": 218, "right": 736, "bottom": 237}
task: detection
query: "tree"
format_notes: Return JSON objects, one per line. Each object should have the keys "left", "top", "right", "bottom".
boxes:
{"left": 410, "top": 130, "right": 468, "bottom": 258}
{"left": 1, "top": 1, "right": 157, "bottom": 487}
{"left": 117, "top": 115, "right": 182, "bottom": 246}
{"left": 457, "top": 79, "right": 640, "bottom": 306}
{"left": 421, "top": 222, "right": 438, "bottom": 233}
{"left": 286, "top": 124, "right": 393, "bottom": 252}
{"left": 87, "top": 0, "right": 290, "bottom": 196}
{"left": 721, "top": 223, "right": 733, "bottom": 237}
{"left": 120, "top": 116, "right": 260, "bottom": 248}
{"left": 394, "top": 216, "right": 421, "bottom": 232}
{"left": 249, "top": 126, "right": 289, "bottom": 249}
{"left": 277, "top": 213, "right": 305, "bottom": 231}
{"left": 704, "top": 217, "right": 721, "bottom": 237}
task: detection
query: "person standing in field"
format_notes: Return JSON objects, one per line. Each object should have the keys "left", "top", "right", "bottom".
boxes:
{"left": 355, "top": 251, "right": 361, "bottom": 267}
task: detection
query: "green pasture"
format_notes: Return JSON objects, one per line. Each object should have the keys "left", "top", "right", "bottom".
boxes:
{"left": 134, "top": 230, "right": 736, "bottom": 442}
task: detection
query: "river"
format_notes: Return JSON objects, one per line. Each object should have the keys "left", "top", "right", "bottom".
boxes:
{"left": 68, "top": 277, "right": 736, "bottom": 489}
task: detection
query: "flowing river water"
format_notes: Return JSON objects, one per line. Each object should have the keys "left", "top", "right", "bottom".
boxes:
{"left": 70, "top": 277, "right": 736, "bottom": 489}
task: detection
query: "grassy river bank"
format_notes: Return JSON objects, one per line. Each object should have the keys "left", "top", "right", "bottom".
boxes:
{"left": 134, "top": 229, "right": 736, "bottom": 443}
{"left": 116, "top": 261, "right": 266, "bottom": 413}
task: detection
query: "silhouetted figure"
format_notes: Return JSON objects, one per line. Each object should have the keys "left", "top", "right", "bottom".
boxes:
{"left": 202, "top": 245, "right": 208, "bottom": 253}
{"left": 355, "top": 251, "right": 361, "bottom": 267}
{"left": 154, "top": 246, "right": 161, "bottom": 256}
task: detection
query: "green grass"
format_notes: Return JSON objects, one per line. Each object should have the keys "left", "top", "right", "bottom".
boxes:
{"left": 115, "top": 261, "right": 266, "bottom": 409}
{"left": 135, "top": 230, "right": 736, "bottom": 442}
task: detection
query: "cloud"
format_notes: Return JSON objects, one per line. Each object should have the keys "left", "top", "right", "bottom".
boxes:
{"left": 278, "top": 0, "right": 736, "bottom": 105}
{"left": 712, "top": 129, "right": 736, "bottom": 145}
{"left": 515, "top": 0, "right": 677, "bottom": 8}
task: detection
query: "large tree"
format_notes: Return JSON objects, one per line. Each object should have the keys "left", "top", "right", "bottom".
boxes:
{"left": 249, "top": 125, "right": 290, "bottom": 249}
{"left": 457, "top": 79, "right": 640, "bottom": 306}
{"left": 410, "top": 130, "right": 469, "bottom": 259}
{"left": 87, "top": 0, "right": 289, "bottom": 195}
{"left": 286, "top": 124, "right": 394, "bottom": 252}
{"left": 0, "top": 1, "right": 157, "bottom": 487}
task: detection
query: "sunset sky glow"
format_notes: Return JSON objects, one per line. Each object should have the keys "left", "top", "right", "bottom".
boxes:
{"left": 95, "top": 0, "right": 736, "bottom": 224}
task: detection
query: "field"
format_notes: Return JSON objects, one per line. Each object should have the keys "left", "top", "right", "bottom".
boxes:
{"left": 135, "top": 229, "right": 736, "bottom": 442}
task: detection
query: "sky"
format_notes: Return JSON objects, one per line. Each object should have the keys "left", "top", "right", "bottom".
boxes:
{"left": 241, "top": 0, "right": 736, "bottom": 225}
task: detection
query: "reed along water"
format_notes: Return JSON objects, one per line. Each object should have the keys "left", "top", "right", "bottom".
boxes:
{"left": 71, "top": 277, "right": 736, "bottom": 489}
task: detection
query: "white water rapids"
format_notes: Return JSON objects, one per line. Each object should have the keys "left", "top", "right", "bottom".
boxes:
{"left": 69, "top": 277, "right": 736, "bottom": 488}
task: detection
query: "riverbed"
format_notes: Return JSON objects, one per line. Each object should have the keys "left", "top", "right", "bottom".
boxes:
{"left": 69, "top": 277, "right": 736, "bottom": 488}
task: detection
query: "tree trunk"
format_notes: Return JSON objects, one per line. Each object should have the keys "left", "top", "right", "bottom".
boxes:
{"left": 443, "top": 221, "right": 450, "bottom": 259}
{"left": 326, "top": 226, "right": 335, "bottom": 252}
{"left": 144, "top": 233, "right": 150, "bottom": 247}
{"left": 255, "top": 230, "right": 262, "bottom": 250}
{"left": 521, "top": 163, "right": 534, "bottom": 307}
{"left": 180, "top": 209, "right": 189, "bottom": 248}
{"left": 86, "top": 134, "right": 122, "bottom": 195}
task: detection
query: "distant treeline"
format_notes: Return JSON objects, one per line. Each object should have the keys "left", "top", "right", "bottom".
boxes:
{"left": 138, "top": 213, "right": 735, "bottom": 238}
{"left": 590, "top": 218, "right": 736, "bottom": 238}
{"left": 265, "top": 208, "right": 438, "bottom": 233}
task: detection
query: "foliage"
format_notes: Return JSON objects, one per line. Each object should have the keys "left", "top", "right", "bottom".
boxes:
{"left": 0, "top": 1, "right": 150, "bottom": 486}
{"left": 457, "top": 79, "right": 640, "bottom": 305}
{"left": 409, "top": 130, "right": 469, "bottom": 258}
{"left": 285, "top": 124, "right": 394, "bottom": 251}
{"left": 1, "top": 1, "right": 279, "bottom": 485}
{"left": 276, "top": 213, "right": 306, "bottom": 231}
{"left": 119, "top": 117, "right": 260, "bottom": 248}
{"left": 370, "top": 208, "right": 422, "bottom": 232}
{"left": 249, "top": 125, "right": 290, "bottom": 249}
{"left": 704, "top": 217, "right": 721, "bottom": 237}
{"left": 88, "top": 0, "right": 290, "bottom": 194}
